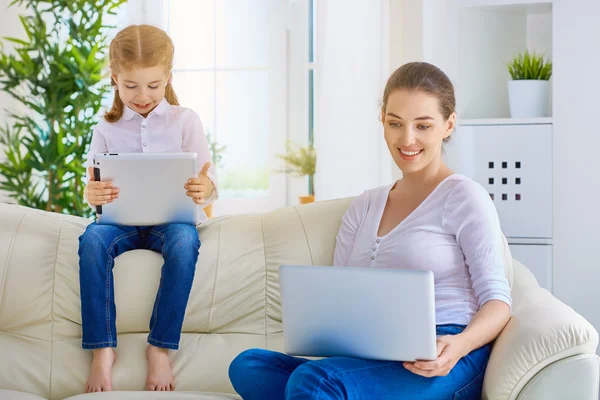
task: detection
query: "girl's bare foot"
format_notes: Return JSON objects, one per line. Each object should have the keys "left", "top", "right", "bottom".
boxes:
{"left": 146, "top": 345, "right": 175, "bottom": 391}
{"left": 85, "top": 348, "right": 116, "bottom": 393}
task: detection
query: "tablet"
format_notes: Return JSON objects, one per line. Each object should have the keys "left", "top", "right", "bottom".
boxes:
{"left": 93, "top": 152, "right": 200, "bottom": 226}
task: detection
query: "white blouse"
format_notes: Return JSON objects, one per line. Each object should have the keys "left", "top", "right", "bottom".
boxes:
{"left": 85, "top": 99, "right": 218, "bottom": 223}
{"left": 333, "top": 174, "right": 511, "bottom": 326}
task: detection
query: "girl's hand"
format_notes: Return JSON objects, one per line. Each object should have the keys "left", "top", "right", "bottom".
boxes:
{"left": 84, "top": 166, "right": 119, "bottom": 206}
{"left": 403, "top": 334, "right": 470, "bottom": 377}
{"left": 184, "top": 162, "right": 214, "bottom": 204}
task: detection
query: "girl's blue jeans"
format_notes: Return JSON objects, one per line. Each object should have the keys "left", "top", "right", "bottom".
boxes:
{"left": 229, "top": 325, "right": 491, "bottom": 400}
{"left": 78, "top": 222, "right": 199, "bottom": 350}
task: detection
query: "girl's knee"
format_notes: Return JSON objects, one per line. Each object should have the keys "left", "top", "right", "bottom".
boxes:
{"left": 169, "top": 224, "right": 200, "bottom": 247}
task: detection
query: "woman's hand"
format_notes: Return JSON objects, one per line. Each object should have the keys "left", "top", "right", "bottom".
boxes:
{"left": 185, "top": 162, "right": 214, "bottom": 204}
{"left": 84, "top": 166, "right": 119, "bottom": 206}
{"left": 403, "top": 334, "right": 470, "bottom": 377}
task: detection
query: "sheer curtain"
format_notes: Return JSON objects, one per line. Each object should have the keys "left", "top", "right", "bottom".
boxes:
{"left": 314, "top": 0, "right": 391, "bottom": 201}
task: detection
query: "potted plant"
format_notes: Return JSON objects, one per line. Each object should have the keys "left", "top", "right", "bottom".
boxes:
{"left": 276, "top": 139, "right": 316, "bottom": 204}
{"left": 204, "top": 131, "right": 226, "bottom": 218}
{"left": 506, "top": 50, "right": 552, "bottom": 118}
{"left": 0, "top": 0, "right": 126, "bottom": 217}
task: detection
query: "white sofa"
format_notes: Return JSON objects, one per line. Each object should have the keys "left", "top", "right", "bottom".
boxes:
{"left": 0, "top": 200, "right": 598, "bottom": 400}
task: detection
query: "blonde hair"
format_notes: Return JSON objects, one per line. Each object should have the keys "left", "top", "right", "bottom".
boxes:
{"left": 105, "top": 24, "right": 179, "bottom": 122}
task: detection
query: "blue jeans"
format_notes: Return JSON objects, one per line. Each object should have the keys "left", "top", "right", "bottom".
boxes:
{"left": 78, "top": 222, "right": 200, "bottom": 350}
{"left": 229, "top": 325, "right": 490, "bottom": 400}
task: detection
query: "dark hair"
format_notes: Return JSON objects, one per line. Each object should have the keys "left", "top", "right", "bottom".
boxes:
{"left": 382, "top": 62, "right": 456, "bottom": 142}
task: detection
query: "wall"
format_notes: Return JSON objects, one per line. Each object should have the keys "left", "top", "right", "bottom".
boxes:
{"left": 314, "top": 0, "right": 390, "bottom": 201}
{"left": 552, "top": 0, "right": 600, "bottom": 347}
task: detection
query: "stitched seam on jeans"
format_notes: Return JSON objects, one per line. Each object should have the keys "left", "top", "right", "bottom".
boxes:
{"left": 206, "top": 224, "right": 221, "bottom": 334}
{"left": 453, "top": 360, "right": 488, "bottom": 400}
{"left": 309, "top": 361, "right": 399, "bottom": 399}
{"left": 147, "top": 337, "right": 179, "bottom": 347}
{"left": 82, "top": 340, "right": 117, "bottom": 346}
{"left": 293, "top": 206, "right": 314, "bottom": 265}
{"left": 149, "top": 230, "right": 166, "bottom": 336}
{"left": 49, "top": 220, "right": 63, "bottom": 398}
{"left": 105, "top": 230, "right": 139, "bottom": 342}
{"left": 260, "top": 215, "right": 268, "bottom": 347}
{"left": 0, "top": 210, "right": 27, "bottom": 311}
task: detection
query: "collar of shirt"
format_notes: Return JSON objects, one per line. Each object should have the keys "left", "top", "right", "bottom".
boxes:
{"left": 122, "top": 98, "right": 171, "bottom": 121}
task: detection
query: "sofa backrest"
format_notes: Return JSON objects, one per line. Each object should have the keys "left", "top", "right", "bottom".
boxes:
{"left": 0, "top": 198, "right": 513, "bottom": 399}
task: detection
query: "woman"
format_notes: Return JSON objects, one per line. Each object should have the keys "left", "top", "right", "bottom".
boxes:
{"left": 229, "top": 62, "right": 511, "bottom": 399}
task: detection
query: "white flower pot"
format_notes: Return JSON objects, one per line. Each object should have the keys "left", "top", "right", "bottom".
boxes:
{"left": 507, "top": 80, "right": 550, "bottom": 118}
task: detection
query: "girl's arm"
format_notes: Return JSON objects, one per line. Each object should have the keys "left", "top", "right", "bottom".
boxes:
{"left": 182, "top": 111, "right": 218, "bottom": 204}
{"left": 84, "top": 128, "right": 109, "bottom": 209}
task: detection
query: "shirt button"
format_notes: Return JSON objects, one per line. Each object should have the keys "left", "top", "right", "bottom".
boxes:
{"left": 376, "top": 238, "right": 381, "bottom": 243}
{"left": 143, "top": 142, "right": 147, "bottom": 146}
{"left": 142, "top": 123, "right": 147, "bottom": 128}
{"left": 372, "top": 247, "right": 377, "bottom": 251}
{"left": 371, "top": 256, "right": 375, "bottom": 260}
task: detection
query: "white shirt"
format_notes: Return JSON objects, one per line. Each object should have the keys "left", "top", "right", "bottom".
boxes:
{"left": 85, "top": 99, "right": 218, "bottom": 224}
{"left": 333, "top": 174, "right": 511, "bottom": 326}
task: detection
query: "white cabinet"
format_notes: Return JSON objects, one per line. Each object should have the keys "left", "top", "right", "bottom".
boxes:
{"left": 446, "top": 122, "right": 552, "bottom": 239}
{"left": 444, "top": 121, "right": 553, "bottom": 292}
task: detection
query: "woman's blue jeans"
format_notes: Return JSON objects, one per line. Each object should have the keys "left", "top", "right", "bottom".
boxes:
{"left": 229, "top": 325, "right": 491, "bottom": 399}
{"left": 78, "top": 222, "right": 200, "bottom": 350}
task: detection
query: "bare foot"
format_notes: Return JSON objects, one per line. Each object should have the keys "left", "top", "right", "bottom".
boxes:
{"left": 85, "top": 348, "right": 116, "bottom": 393}
{"left": 146, "top": 345, "right": 175, "bottom": 391}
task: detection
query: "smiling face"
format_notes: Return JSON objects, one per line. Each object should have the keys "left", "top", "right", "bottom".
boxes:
{"left": 382, "top": 89, "right": 455, "bottom": 176}
{"left": 113, "top": 66, "right": 170, "bottom": 117}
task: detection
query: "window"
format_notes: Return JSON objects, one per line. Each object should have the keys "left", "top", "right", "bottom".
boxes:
{"left": 163, "top": 0, "right": 287, "bottom": 215}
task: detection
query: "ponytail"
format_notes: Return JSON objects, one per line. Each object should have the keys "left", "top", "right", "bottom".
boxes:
{"left": 165, "top": 82, "right": 179, "bottom": 106}
{"left": 104, "top": 78, "right": 125, "bottom": 122}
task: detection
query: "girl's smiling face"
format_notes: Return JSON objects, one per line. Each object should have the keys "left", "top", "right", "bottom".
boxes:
{"left": 113, "top": 66, "right": 170, "bottom": 117}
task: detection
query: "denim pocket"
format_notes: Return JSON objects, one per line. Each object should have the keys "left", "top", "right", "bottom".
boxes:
{"left": 452, "top": 364, "right": 486, "bottom": 400}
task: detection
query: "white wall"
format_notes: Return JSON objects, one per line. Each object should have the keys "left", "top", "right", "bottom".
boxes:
{"left": 388, "top": 0, "right": 423, "bottom": 181}
{"left": 314, "top": 0, "right": 391, "bottom": 201}
{"left": 552, "top": 0, "right": 600, "bottom": 344}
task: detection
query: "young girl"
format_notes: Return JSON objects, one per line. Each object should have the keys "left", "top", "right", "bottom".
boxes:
{"left": 78, "top": 24, "right": 217, "bottom": 393}
{"left": 229, "top": 62, "right": 511, "bottom": 399}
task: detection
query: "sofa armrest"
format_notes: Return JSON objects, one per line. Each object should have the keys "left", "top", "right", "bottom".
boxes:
{"left": 482, "top": 260, "right": 599, "bottom": 400}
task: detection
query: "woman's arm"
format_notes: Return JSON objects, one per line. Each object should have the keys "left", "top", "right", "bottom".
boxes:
{"left": 459, "top": 299, "right": 510, "bottom": 353}
{"left": 405, "top": 180, "right": 511, "bottom": 377}
{"left": 333, "top": 193, "right": 368, "bottom": 266}
{"left": 404, "top": 300, "right": 509, "bottom": 377}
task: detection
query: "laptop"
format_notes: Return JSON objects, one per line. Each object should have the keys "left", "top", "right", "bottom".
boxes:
{"left": 93, "top": 152, "right": 201, "bottom": 226}
{"left": 279, "top": 265, "right": 437, "bottom": 362}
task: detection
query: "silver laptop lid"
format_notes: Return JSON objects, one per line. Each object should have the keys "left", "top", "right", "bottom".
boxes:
{"left": 279, "top": 265, "right": 437, "bottom": 362}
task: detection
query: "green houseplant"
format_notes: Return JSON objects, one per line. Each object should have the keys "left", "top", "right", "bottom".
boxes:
{"left": 277, "top": 139, "right": 316, "bottom": 204}
{"left": 203, "top": 130, "right": 226, "bottom": 218}
{"left": 506, "top": 50, "right": 552, "bottom": 118}
{"left": 0, "top": 0, "right": 126, "bottom": 217}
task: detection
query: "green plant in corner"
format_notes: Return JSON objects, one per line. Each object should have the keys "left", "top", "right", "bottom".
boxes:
{"left": 276, "top": 138, "right": 316, "bottom": 196}
{"left": 507, "top": 50, "right": 552, "bottom": 80}
{"left": 0, "top": 0, "right": 127, "bottom": 217}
